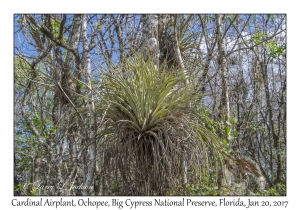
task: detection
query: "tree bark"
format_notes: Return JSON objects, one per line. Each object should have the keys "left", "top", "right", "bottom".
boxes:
{"left": 82, "top": 14, "right": 97, "bottom": 195}
{"left": 261, "top": 58, "right": 282, "bottom": 185}
{"left": 144, "top": 14, "right": 160, "bottom": 68}
{"left": 217, "top": 14, "right": 230, "bottom": 131}
{"left": 216, "top": 14, "right": 230, "bottom": 193}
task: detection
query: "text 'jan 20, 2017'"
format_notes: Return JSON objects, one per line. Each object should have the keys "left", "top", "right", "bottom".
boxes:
{"left": 11, "top": 198, "right": 289, "bottom": 209}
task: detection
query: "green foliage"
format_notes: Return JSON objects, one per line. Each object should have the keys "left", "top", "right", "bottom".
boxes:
{"left": 102, "top": 55, "right": 195, "bottom": 134}
{"left": 51, "top": 19, "right": 61, "bottom": 36}
{"left": 250, "top": 31, "right": 267, "bottom": 45}
{"left": 98, "top": 54, "right": 227, "bottom": 195}
{"left": 265, "top": 40, "right": 286, "bottom": 59}
{"left": 253, "top": 183, "right": 286, "bottom": 196}
{"left": 41, "top": 18, "right": 67, "bottom": 41}
{"left": 195, "top": 106, "right": 220, "bottom": 134}
{"left": 15, "top": 183, "right": 38, "bottom": 196}
{"left": 185, "top": 176, "right": 219, "bottom": 196}
{"left": 167, "top": 172, "right": 239, "bottom": 196}
{"left": 250, "top": 31, "right": 286, "bottom": 60}
{"left": 14, "top": 57, "right": 31, "bottom": 86}
{"left": 195, "top": 106, "right": 235, "bottom": 153}
{"left": 30, "top": 114, "right": 54, "bottom": 138}
{"left": 226, "top": 15, "right": 237, "bottom": 24}
{"left": 96, "top": 22, "right": 104, "bottom": 29}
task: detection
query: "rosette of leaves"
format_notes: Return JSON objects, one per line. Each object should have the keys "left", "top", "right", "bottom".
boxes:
{"left": 99, "top": 55, "right": 226, "bottom": 195}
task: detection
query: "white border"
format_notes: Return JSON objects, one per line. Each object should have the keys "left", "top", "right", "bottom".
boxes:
{"left": 2, "top": 0, "right": 298, "bottom": 209}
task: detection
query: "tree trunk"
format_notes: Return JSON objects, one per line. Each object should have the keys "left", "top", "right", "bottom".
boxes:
{"left": 216, "top": 14, "right": 230, "bottom": 193}
{"left": 82, "top": 14, "right": 97, "bottom": 195}
{"left": 261, "top": 58, "right": 282, "bottom": 185}
{"left": 144, "top": 14, "right": 160, "bottom": 68}
{"left": 217, "top": 14, "right": 230, "bottom": 129}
